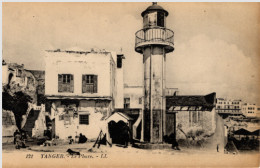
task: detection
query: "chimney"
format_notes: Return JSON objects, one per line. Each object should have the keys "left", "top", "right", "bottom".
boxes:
{"left": 117, "top": 54, "right": 125, "bottom": 68}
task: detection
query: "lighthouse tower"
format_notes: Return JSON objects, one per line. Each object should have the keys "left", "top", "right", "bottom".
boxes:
{"left": 135, "top": 2, "right": 174, "bottom": 143}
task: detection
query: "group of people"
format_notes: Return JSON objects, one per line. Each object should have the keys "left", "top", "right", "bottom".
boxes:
{"left": 13, "top": 130, "right": 27, "bottom": 149}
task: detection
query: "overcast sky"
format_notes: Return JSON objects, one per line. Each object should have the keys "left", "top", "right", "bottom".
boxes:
{"left": 2, "top": 2, "right": 260, "bottom": 104}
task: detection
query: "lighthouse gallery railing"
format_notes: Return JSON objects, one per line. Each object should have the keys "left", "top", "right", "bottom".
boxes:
{"left": 135, "top": 27, "right": 174, "bottom": 47}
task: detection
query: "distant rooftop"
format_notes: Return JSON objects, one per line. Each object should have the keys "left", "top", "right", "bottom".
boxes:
{"left": 46, "top": 48, "right": 111, "bottom": 55}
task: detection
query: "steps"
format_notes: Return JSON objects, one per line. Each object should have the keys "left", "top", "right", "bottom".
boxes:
{"left": 23, "top": 109, "right": 41, "bottom": 137}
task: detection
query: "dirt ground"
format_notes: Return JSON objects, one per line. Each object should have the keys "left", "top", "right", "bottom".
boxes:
{"left": 2, "top": 141, "right": 260, "bottom": 167}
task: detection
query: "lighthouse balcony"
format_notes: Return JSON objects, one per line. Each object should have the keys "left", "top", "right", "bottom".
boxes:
{"left": 135, "top": 27, "right": 174, "bottom": 54}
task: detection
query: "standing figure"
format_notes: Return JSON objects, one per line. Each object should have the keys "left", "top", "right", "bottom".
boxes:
{"left": 122, "top": 124, "right": 131, "bottom": 148}
{"left": 15, "top": 133, "right": 26, "bottom": 149}
{"left": 13, "top": 130, "right": 20, "bottom": 144}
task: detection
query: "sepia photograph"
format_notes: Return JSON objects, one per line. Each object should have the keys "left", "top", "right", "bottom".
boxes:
{"left": 1, "top": 1, "right": 260, "bottom": 167}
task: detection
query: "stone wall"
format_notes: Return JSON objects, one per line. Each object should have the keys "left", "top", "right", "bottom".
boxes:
{"left": 176, "top": 110, "right": 216, "bottom": 139}
{"left": 32, "top": 105, "right": 47, "bottom": 137}
{"left": 2, "top": 110, "right": 18, "bottom": 143}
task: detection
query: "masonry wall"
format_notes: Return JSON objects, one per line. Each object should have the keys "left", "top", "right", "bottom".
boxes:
{"left": 176, "top": 109, "right": 216, "bottom": 139}
{"left": 115, "top": 67, "right": 124, "bottom": 109}
{"left": 45, "top": 52, "right": 114, "bottom": 98}
{"left": 32, "top": 105, "right": 47, "bottom": 137}
{"left": 51, "top": 100, "right": 111, "bottom": 140}
{"left": 2, "top": 110, "right": 17, "bottom": 143}
{"left": 124, "top": 86, "right": 143, "bottom": 109}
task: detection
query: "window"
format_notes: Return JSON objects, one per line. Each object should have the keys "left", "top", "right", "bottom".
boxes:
{"left": 27, "top": 76, "right": 34, "bottom": 87}
{"left": 124, "top": 98, "right": 130, "bottom": 109}
{"left": 157, "top": 12, "right": 165, "bottom": 27}
{"left": 79, "top": 115, "right": 89, "bottom": 125}
{"left": 192, "top": 111, "right": 198, "bottom": 123}
{"left": 58, "top": 74, "right": 74, "bottom": 93}
{"left": 16, "top": 69, "right": 22, "bottom": 77}
{"left": 139, "top": 97, "right": 142, "bottom": 104}
{"left": 189, "top": 111, "right": 200, "bottom": 125}
{"left": 148, "top": 12, "right": 157, "bottom": 27}
{"left": 82, "top": 75, "right": 98, "bottom": 93}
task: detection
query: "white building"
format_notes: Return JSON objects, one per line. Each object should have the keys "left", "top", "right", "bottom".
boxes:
{"left": 45, "top": 49, "right": 124, "bottom": 140}
{"left": 242, "top": 103, "right": 258, "bottom": 118}
{"left": 2, "top": 61, "right": 38, "bottom": 102}
{"left": 216, "top": 98, "right": 243, "bottom": 116}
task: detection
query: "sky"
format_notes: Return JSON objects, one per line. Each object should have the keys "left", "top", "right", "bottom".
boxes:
{"left": 2, "top": 2, "right": 260, "bottom": 104}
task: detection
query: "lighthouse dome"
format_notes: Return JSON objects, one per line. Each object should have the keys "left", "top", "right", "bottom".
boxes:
{"left": 141, "top": 2, "right": 169, "bottom": 17}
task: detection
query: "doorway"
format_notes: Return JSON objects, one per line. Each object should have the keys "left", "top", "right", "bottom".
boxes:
{"left": 108, "top": 120, "right": 128, "bottom": 145}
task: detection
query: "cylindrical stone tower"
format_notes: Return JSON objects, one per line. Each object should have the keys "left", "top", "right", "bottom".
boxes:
{"left": 135, "top": 2, "right": 174, "bottom": 143}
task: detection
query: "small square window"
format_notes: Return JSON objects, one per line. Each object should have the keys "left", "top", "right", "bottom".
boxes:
{"left": 79, "top": 115, "right": 89, "bottom": 125}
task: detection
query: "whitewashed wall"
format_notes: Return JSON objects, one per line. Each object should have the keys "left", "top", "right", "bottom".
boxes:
{"left": 124, "top": 86, "right": 143, "bottom": 109}
{"left": 45, "top": 51, "right": 114, "bottom": 97}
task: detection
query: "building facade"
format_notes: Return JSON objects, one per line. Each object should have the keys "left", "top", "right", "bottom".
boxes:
{"left": 166, "top": 93, "right": 217, "bottom": 140}
{"left": 45, "top": 49, "right": 124, "bottom": 140}
{"left": 2, "top": 61, "right": 38, "bottom": 103}
{"left": 122, "top": 85, "right": 144, "bottom": 140}
{"left": 216, "top": 98, "right": 243, "bottom": 117}
{"left": 241, "top": 103, "right": 258, "bottom": 118}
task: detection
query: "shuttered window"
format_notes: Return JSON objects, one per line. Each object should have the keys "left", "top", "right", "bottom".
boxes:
{"left": 82, "top": 75, "right": 98, "bottom": 93}
{"left": 58, "top": 74, "right": 74, "bottom": 93}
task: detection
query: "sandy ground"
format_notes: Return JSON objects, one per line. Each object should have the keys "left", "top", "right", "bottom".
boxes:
{"left": 2, "top": 142, "right": 260, "bottom": 168}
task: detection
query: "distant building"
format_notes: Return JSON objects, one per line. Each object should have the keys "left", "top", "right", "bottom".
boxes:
{"left": 2, "top": 61, "right": 38, "bottom": 103}
{"left": 242, "top": 103, "right": 258, "bottom": 118}
{"left": 216, "top": 98, "right": 243, "bottom": 117}
{"left": 257, "top": 106, "right": 260, "bottom": 118}
{"left": 45, "top": 49, "right": 124, "bottom": 140}
{"left": 2, "top": 61, "right": 46, "bottom": 139}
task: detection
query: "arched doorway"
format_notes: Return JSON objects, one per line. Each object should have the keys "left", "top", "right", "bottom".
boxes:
{"left": 108, "top": 120, "right": 128, "bottom": 145}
